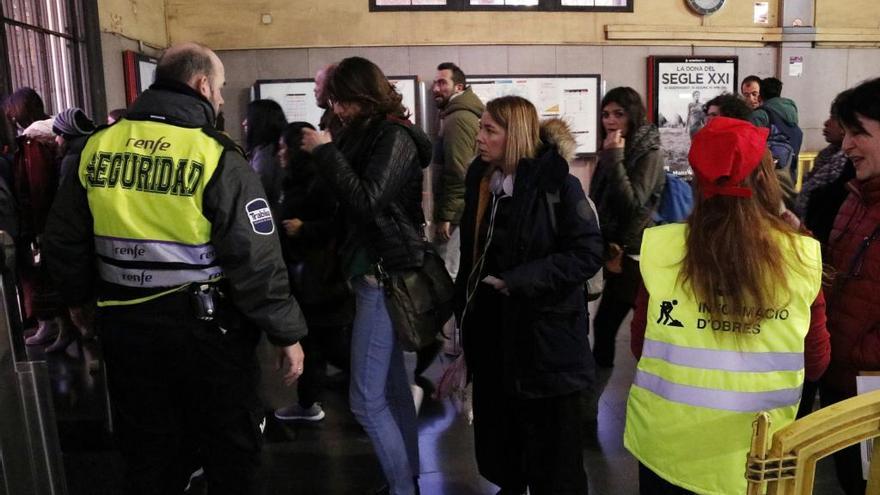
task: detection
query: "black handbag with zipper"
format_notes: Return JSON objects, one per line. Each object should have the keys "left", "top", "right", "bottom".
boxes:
{"left": 376, "top": 246, "right": 454, "bottom": 352}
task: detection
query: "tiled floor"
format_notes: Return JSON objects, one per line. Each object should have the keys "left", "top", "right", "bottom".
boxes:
{"left": 39, "top": 307, "right": 846, "bottom": 495}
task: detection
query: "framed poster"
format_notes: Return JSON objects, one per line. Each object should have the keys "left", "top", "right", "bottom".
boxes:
{"left": 647, "top": 56, "right": 738, "bottom": 176}
{"left": 252, "top": 76, "right": 421, "bottom": 131}
{"left": 469, "top": 74, "right": 600, "bottom": 155}
{"left": 122, "top": 51, "right": 158, "bottom": 106}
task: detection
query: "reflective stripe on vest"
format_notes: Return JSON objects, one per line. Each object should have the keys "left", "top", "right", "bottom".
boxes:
{"left": 98, "top": 260, "right": 223, "bottom": 288}
{"left": 624, "top": 223, "right": 823, "bottom": 495}
{"left": 95, "top": 236, "right": 216, "bottom": 266}
{"left": 633, "top": 368, "right": 802, "bottom": 413}
{"left": 642, "top": 338, "right": 804, "bottom": 373}
{"left": 80, "top": 118, "right": 224, "bottom": 298}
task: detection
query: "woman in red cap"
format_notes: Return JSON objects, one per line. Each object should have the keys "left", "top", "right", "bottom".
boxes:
{"left": 623, "top": 116, "right": 830, "bottom": 495}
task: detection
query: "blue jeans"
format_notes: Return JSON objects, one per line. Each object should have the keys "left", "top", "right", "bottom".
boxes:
{"left": 350, "top": 276, "right": 419, "bottom": 494}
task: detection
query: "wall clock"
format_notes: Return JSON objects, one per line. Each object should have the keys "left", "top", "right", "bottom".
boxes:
{"left": 686, "top": 0, "right": 725, "bottom": 15}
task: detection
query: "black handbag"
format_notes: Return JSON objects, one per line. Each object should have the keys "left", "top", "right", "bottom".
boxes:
{"left": 376, "top": 248, "right": 454, "bottom": 352}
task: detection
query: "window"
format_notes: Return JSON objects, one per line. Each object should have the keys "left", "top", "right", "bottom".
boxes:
{"left": 1, "top": 0, "right": 95, "bottom": 115}
{"left": 558, "top": 0, "right": 631, "bottom": 10}
{"left": 371, "top": 0, "right": 454, "bottom": 11}
{"left": 371, "top": 0, "right": 632, "bottom": 11}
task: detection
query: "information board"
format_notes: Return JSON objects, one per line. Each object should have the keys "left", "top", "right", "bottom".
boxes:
{"left": 252, "top": 76, "right": 420, "bottom": 130}
{"left": 468, "top": 74, "right": 600, "bottom": 155}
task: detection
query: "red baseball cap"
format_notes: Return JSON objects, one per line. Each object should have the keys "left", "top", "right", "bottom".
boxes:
{"left": 688, "top": 117, "right": 769, "bottom": 198}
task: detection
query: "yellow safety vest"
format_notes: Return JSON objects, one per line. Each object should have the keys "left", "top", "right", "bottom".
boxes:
{"left": 624, "top": 223, "right": 822, "bottom": 495}
{"left": 78, "top": 118, "right": 225, "bottom": 306}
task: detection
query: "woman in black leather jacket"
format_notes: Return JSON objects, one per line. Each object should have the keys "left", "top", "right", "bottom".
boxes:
{"left": 301, "top": 57, "right": 431, "bottom": 495}
{"left": 456, "top": 96, "right": 603, "bottom": 494}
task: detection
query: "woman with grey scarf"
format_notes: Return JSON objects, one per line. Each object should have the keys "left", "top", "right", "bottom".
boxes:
{"left": 795, "top": 94, "right": 855, "bottom": 248}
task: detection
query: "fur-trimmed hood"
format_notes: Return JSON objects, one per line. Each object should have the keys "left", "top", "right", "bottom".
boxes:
{"left": 540, "top": 117, "right": 578, "bottom": 164}
{"left": 530, "top": 117, "right": 577, "bottom": 192}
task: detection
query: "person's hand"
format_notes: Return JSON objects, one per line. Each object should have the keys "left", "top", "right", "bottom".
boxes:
{"left": 301, "top": 128, "right": 332, "bottom": 153}
{"left": 435, "top": 221, "right": 452, "bottom": 242}
{"left": 277, "top": 342, "right": 305, "bottom": 386}
{"left": 603, "top": 129, "right": 625, "bottom": 150}
{"left": 482, "top": 275, "right": 509, "bottom": 296}
{"left": 283, "top": 218, "right": 304, "bottom": 237}
{"left": 780, "top": 209, "right": 802, "bottom": 230}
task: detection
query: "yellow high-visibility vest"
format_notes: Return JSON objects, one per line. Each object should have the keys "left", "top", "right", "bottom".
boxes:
{"left": 78, "top": 118, "right": 225, "bottom": 306}
{"left": 624, "top": 223, "right": 822, "bottom": 495}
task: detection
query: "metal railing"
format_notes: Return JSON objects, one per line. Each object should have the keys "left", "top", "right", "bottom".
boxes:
{"left": 0, "top": 230, "right": 67, "bottom": 495}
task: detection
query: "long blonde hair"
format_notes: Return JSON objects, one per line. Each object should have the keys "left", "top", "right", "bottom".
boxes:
{"left": 682, "top": 162, "right": 806, "bottom": 324}
{"left": 485, "top": 96, "right": 541, "bottom": 174}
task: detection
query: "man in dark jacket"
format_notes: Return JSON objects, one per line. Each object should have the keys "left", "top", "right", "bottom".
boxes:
{"left": 44, "top": 42, "right": 307, "bottom": 495}
{"left": 431, "top": 62, "right": 484, "bottom": 279}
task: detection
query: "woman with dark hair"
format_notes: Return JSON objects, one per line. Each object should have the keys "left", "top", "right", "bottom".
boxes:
{"left": 273, "top": 121, "right": 353, "bottom": 423}
{"left": 456, "top": 95, "right": 602, "bottom": 494}
{"left": 300, "top": 56, "right": 432, "bottom": 495}
{"left": 795, "top": 93, "right": 856, "bottom": 248}
{"left": 4, "top": 88, "right": 68, "bottom": 350}
{"left": 243, "top": 99, "right": 287, "bottom": 207}
{"left": 821, "top": 78, "right": 880, "bottom": 495}
{"left": 589, "top": 86, "right": 666, "bottom": 368}
{"left": 625, "top": 117, "right": 830, "bottom": 495}
{"left": 4, "top": 87, "right": 49, "bottom": 134}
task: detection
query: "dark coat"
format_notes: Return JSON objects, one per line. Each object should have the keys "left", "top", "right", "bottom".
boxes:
{"left": 277, "top": 158, "right": 354, "bottom": 326}
{"left": 312, "top": 115, "right": 433, "bottom": 272}
{"left": 456, "top": 121, "right": 604, "bottom": 399}
{"left": 434, "top": 87, "right": 484, "bottom": 224}
{"left": 590, "top": 123, "right": 665, "bottom": 255}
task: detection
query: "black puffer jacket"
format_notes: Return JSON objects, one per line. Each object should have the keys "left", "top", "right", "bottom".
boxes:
{"left": 457, "top": 119, "right": 604, "bottom": 398}
{"left": 312, "top": 115, "right": 433, "bottom": 272}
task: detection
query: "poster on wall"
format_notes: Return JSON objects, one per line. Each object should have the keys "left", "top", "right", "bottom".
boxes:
{"left": 252, "top": 76, "right": 421, "bottom": 131}
{"left": 647, "top": 56, "right": 738, "bottom": 176}
{"left": 469, "top": 75, "right": 600, "bottom": 154}
{"left": 122, "top": 51, "right": 158, "bottom": 106}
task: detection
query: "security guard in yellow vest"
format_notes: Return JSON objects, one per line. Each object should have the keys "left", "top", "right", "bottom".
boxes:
{"left": 44, "top": 43, "right": 307, "bottom": 494}
{"left": 624, "top": 117, "right": 829, "bottom": 495}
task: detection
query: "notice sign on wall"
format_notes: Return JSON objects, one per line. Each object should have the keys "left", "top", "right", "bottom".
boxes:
{"left": 647, "top": 56, "right": 738, "bottom": 177}
{"left": 469, "top": 74, "right": 600, "bottom": 154}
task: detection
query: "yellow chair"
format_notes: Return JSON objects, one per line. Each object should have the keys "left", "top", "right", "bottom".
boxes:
{"left": 745, "top": 389, "right": 880, "bottom": 494}
{"left": 795, "top": 152, "right": 818, "bottom": 192}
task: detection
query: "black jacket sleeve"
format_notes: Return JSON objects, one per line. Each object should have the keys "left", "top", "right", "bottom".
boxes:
{"left": 203, "top": 150, "right": 308, "bottom": 347}
{"left": 44, "top": 154, "right": 96, "bottom": 306}
{"left": 311, "top": 125, "right": 418, "bottom": 224}
{"left": 501, "top": 175, "right": 604, "bottom": 299}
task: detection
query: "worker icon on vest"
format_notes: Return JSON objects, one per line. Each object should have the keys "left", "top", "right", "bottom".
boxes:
{"left": 657, "top": 300, "right": 684, "bottom": 327}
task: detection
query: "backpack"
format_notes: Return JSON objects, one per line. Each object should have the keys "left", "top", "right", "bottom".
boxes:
{"left": 761, "top": 105, "right": 803, "bottom": 176}
{"left": 652, "top": 172, "right": 694, "bottom": 225}
{"left": 545, "top": 191, "right": 604, "bottom": 301}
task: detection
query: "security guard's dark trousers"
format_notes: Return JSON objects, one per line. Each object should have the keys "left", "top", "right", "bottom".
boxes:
{"left": 99, "top": 291, "right": 263, "bottom": 495}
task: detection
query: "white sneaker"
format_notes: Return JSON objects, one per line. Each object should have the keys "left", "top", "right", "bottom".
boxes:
{"left": 274, "top": 403, "right": 325, "bottom": 421}
{"left": 184, "top": 467, "right": 204, "bottom": 492}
